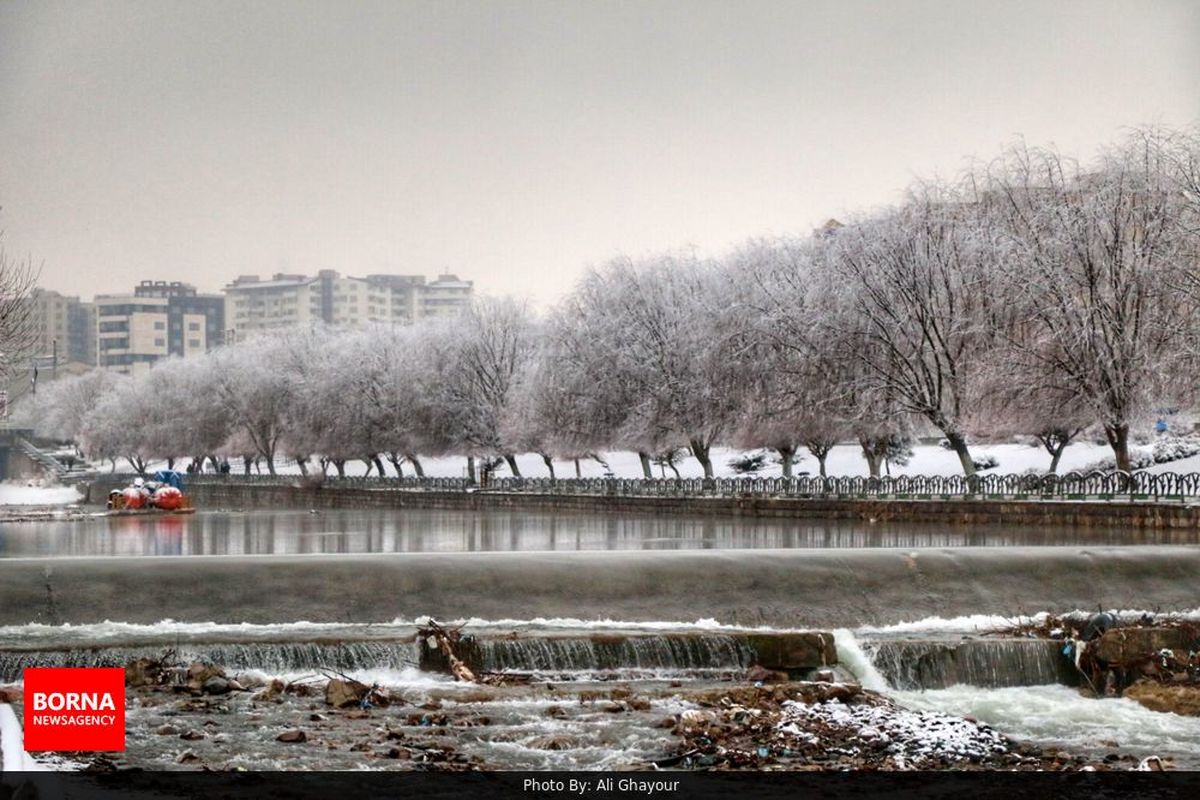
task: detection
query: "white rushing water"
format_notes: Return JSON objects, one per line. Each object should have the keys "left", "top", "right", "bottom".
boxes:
{"left": 834, "top": 627, "right": 1200, "bottom": 767}
{"left": 5, "top": 614, "right": 1200, "bottom": 769}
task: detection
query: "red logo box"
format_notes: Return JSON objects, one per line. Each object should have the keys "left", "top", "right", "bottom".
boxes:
{"left": 23, "top": 668, "right": 126, "bottom": 752}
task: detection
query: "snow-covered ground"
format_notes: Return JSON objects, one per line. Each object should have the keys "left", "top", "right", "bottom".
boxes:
{"left": 0, "top": 483, "right": 82, "bottom": 506}
{"left": 179, "top": 441, "right": 1117, "bottom": 480}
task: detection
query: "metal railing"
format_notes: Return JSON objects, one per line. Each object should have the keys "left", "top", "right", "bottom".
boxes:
{"left": 94, "top": 470, "right": 1200, "bottom": 501}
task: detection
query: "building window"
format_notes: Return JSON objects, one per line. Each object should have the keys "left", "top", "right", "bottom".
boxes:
{"left": 155, "top": 338, "right": 165, "bottom": 347}
{"left": 188, "top": 322, "right": 200, "bottom": 331}
{"left": 188, "top": 338, "right": 201, "bottom": 348}
{"left": 154, "top": 321, "right": 165, "bottom": 330}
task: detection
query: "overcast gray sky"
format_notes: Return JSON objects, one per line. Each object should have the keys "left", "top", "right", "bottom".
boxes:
{"left": 1, "top": 0, "right": 1197, "bottom": 306}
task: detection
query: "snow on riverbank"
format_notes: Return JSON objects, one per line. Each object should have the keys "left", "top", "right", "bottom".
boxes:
{"left": 0, "top": 483, "right": 81, "bottom": 506}
{"left": 155, "top": 441, "right": 1120, "bottom": 481}
{"left": 779, "top": 697, "right": 1009, "bottom": 767}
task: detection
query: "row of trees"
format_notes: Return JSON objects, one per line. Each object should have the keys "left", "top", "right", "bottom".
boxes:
{"left": 25, "top": 126, "right": 1200, "bottom": 478}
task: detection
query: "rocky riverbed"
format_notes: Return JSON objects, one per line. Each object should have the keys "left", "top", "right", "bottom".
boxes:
{"left": 2, "top": 660, "right": 1152, "bottom": 772}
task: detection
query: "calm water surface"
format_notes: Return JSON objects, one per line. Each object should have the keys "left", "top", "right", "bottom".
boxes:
{"left": 2, "top": 508, "right": 1197, "bottom": 558}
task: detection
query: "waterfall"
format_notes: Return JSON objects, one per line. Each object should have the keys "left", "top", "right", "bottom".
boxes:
{"left": 0, "top": 641, "right": 420, "bottom": 682}
{"left": 471, "top": 634, "right": 756, "bottom": 674}
{"left": 834, "top": 629, "right": 1074, "bottom": 691}
{"left": 832, "top": 629, "right": 890, "bottom": 691}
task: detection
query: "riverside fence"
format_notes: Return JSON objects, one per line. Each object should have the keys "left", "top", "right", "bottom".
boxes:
{"left": 96, "top": 470, "right": 1200, "bottom": 502}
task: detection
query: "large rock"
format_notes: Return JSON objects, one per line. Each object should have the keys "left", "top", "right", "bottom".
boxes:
{"left": 744, "top": 632, "right": 837, "bottom": 670}
{"left": 1124, "top": 680, "right": 1200, "bottom": 717}
{"left": 1093, "top": 628, "right": 1192, "bottom": 664}
{"left": 126, "top": 657, "right": 163, "bottom": 687}
{"left": 186, "top": 662, "right": 225, "bottom": 691}
{"left": 324, "top": 678, "right": 368, "bottom": 708}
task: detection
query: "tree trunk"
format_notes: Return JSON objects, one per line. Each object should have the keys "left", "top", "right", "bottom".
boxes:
{"left": 242, "top": 456, "right": 252, "bottom": 476}
{"left": 945, "top": 432, "right": 976, "bottom": 477}
{"left": 540, "top": 453, "right": 555, "bottom": 479}
{"left": 689, "top": 439, "right": 713, "bottom": 479}
{"left": 503, "top": 454, "right": 521, "bottom": 477}
{"left": 372, "top": 454, "right": 386, "bottom": 476}
{"left": 668, "top": 461, "right": 681, "bottom": 480}
{"left": 637, "top": 451, "right": 653, "bottom": 480}
{"left": 265, "top": 456, "right": 276, "bottom": 476}
{"left": 334, "top": 459, "right": 346, "bottom": 478}
{"left": 859, "top": 438, "right": 885, "bottom": 478}
{"left": 388, "top": 453, "right": 405, "bottom": 477}
{"left": 1048, "top": 445, "right": 1064, "bottom": 475}
{"left": 466, "top": 456, "right": 477, "bottom": 485}
{"left": 1105, "top": 422, "right": 1132, "bottom": 472}
{"left": 361, "top": 458, "right": 374, "bottom": 477}
{"left": 208, "top": 455, "right": 220, "bottom": 472}
{"left": 296, "top": 456, "right": 309, "bottom": 476}
{"left": 406, "top": 454, "right": 425, "bottom": 477}
{"left": 806, "top": 441, "right": 833, "bottom": 478}
{"left": 777, "top": 446, "right": 796, "bottom": 478}
{"left": 166, "top": 457, "right": 175, "bottom": 470}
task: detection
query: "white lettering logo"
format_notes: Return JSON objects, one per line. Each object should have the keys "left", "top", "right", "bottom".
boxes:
{"left": 31, "top": 692, "right": 117, "bottom": 712}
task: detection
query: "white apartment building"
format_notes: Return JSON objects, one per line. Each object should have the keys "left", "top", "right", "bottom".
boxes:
{"left": 95, "top": 281, "right": 224, "bottom": 375}
{"left": 224, "top": 270, "right": 473, "bottom": 342}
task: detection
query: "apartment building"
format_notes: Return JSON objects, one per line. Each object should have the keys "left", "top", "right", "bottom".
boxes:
{"left": 224, "top": 270, "right": 473, "bottom": 342}
{"left": 95, "top": 281, "right": 224, "bottom": 374}
{"left": 27, "top": 288, "right": 97, "bottom": 367}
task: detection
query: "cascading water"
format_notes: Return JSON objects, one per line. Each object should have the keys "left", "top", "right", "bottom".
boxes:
{"left": 862, "top": 638, "right": 1076, "bottom": 690}
{"left": 833, "top": 628, "right": 1200, "bottom": 768}
{"left": 0, "top": 641, "right": 420, "bottom": 682}
{"left": 471, "top": 634, "right": 755, "bottom": 674}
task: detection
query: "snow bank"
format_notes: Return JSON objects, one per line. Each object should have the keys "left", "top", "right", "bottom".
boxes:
{"left": 779, "top": 698, "right": 1008, "bottom": 766}
{"left": 0, "top": 483, "right": 82, "bottom": 506}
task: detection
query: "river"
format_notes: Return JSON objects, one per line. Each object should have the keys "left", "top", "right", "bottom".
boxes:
{"left": 1, "top": 506, "right": 1198, "bottom": 769}
{"left": 4, "top": 508, "right": 1200, "bottom": 558}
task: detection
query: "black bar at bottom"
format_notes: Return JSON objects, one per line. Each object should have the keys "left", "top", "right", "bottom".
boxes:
{"left": 2, "top": 771, "right": 1199, "bottom": 800}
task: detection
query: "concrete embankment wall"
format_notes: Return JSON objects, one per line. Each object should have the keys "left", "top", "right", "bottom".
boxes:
{"left": 82, "top": 477, "right": 1200, "bottom": 528}
{"left": 4, "top": 546, "right": 1199, "bottom": 628}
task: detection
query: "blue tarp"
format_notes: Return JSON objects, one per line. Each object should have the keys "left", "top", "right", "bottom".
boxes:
{"left": 153, "top": 469, "right": 185, "bottom": 490}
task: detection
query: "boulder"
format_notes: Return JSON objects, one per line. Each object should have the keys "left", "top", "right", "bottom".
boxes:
{"left": 324, "top": 678, "right": 368, "bottom": 708}
{"left": 201, "top": 676, "right": 231, "bottom": 696}
{"left": 253, "top": 679, "right": 285, "bottom": 703}
{"left": 1124, "top": 681, "right": 1200, "bottom": 717}
{"left": 276, "top": 729, "right": 308, "bottom": 743}
{"left": 125, "top": 658, "right": 162, "bottom": 687}
{"left": 186, "top": 662, "right": 225, "bottom": 692}
{"left": 746, "top": 664, "right": 789, "bottom": 684}
{"left": 1093, "top": 629, "right": 1191, "bottom": 664}
{"left": 744, "top": 632, "right": 837, "bottom": 670}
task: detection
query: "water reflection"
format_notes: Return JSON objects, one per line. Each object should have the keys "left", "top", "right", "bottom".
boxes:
{"left": 0, "top": 508, "right": 1196, "bottom": 559}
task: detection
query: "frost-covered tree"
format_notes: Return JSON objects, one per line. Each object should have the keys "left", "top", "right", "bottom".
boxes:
{"left": 985, "top": 136, "right": 1200, "bottom": 471}
{"left": 0, "top": 234, "right": 38, "bottom": 381}
{"left": 820, "top": 187, "right": 1005, "bottom": 476}
{"left": 729, "top": 237, "right": 852, "bottom": 477}
{"left": 209, "top": 334, "right": 294, "bottom": 474}
{"left": 438, "top": 297, "right": 535, "bottom": 477}
{"left": 585, "top": 253, "right": 748, "bottom": 479}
